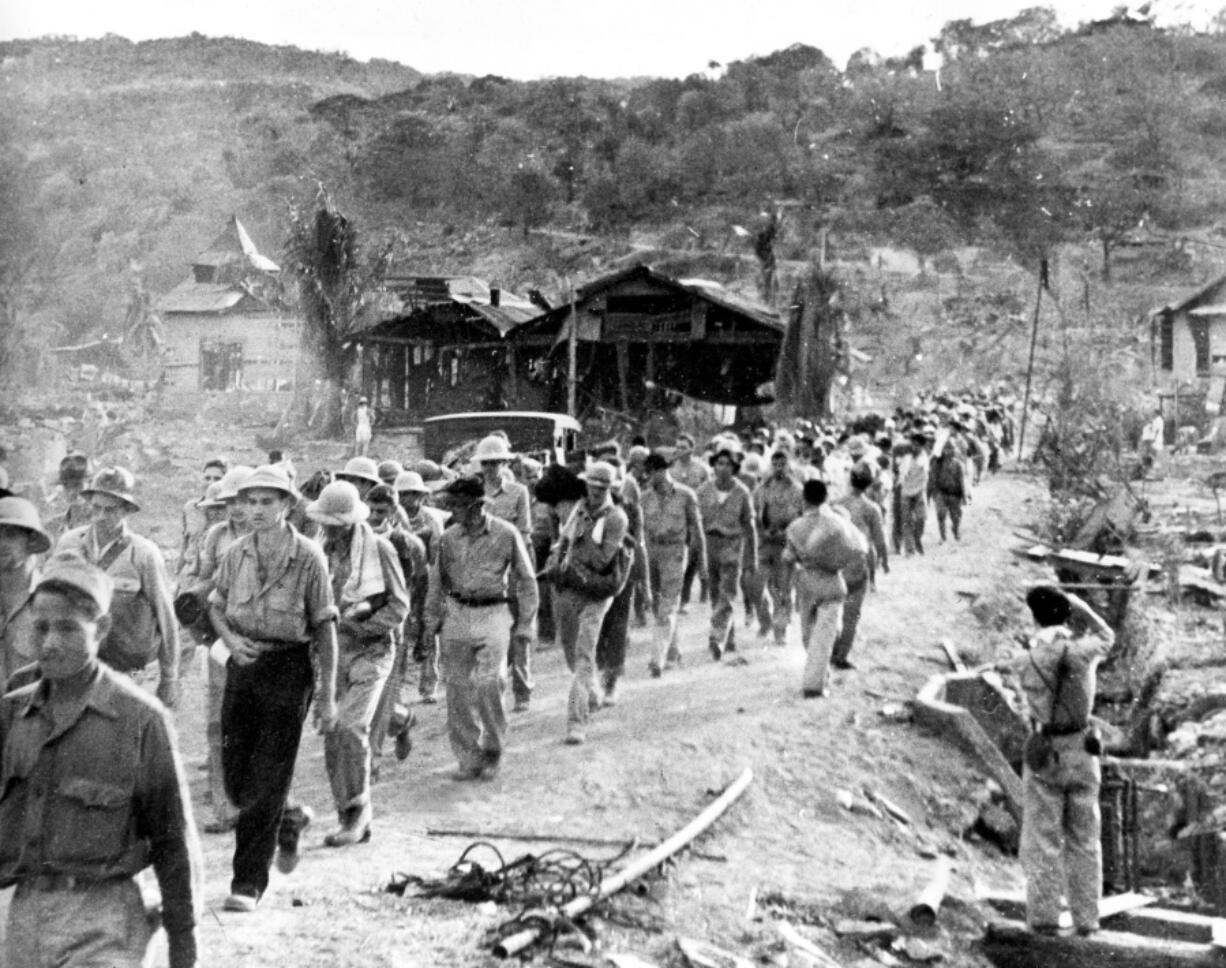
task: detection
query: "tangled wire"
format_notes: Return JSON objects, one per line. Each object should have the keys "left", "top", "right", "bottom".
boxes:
{"left": 386, "top": 840, "right": 656, "bottom": 952}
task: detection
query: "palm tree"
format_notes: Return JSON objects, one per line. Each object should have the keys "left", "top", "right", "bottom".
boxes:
{"left": 283, "top": 186, "right": 398, "bottom": 436}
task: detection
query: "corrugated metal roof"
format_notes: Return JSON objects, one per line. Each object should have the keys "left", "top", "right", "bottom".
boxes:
{"left": 464, "top": 302, "right": 539, "bottom": 336}
{"left": 358, "top": 275, "right": 540, "bottom": 338}
{"left": 677, "top": 276, "right": 783, "bottom": 331}
{"left": 194, "top": 216, "right": 280, "bottom": 273}
{"left": 156, "top": 282, "right": 247, "bottom": 314}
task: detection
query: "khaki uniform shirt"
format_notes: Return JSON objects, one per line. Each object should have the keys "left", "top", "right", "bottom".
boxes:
{"left": 755, "top": 475, "right": 804, "bottom": 545}
{"left": 424, "top": 513, "right": 538, "bottom": 639}
{"left": 560, "top": 496, "right": 629, "bottom": 573}
{"left": 0, "top": 573, "right": 37, "bottom": 688}
{"left": 485, "top": 479, "right": 532, "bottom": 538}
{"left": 641, "top": 476, "right": 702, "bottom": 548}
{"left": 696, "top": 478, "right": 758, "bottom": 565}
{"left": 208, "top": 524, "right": 337, "bottom": 644}
{"left": 0, "top": 663, "right": 203, "bottom": 940}
{"left": 1014, "top": 625, "right": 1113, "bottom": 728}
{"left": 57, "top": 522, "right": 181, "bottom": 678}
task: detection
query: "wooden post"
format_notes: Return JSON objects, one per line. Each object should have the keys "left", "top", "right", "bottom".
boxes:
{"left": 567, "top": 283, "right": 578, "bottom": 419}
{"left": 506, "top": 345, "right": 519, "bottom": 407}
{"left": 616, "top": 339, "right": 630, "bottom": 414}
{"left": 1017, "top": 266, "right": 1045, "bottom": 460}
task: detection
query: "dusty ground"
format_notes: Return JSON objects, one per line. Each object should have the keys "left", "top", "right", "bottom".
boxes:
{"left": 5, "top": 418, "right": 1059, "bottom": 967}
{"left": 144, "top": 438, "right": 1044, "bottom": 968}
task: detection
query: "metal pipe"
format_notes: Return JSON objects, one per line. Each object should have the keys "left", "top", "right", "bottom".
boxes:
{"left": 908, "top": 856, "right": 953, "bottom": 928}
{"left": 492, "top": 767, "right": 754, "bottom": 958}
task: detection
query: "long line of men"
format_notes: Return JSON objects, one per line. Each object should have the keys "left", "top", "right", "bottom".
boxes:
{"left": 0, "top": 394, "right": 1004, "bottom": 966}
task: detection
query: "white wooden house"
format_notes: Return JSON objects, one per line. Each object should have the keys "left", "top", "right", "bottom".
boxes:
{"left": 155, "top": 216, "right": 296, "bottom": 393}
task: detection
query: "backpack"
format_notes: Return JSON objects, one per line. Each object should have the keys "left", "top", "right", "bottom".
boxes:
{"left": 936, "top": 453, "right": 965, "bottom": 495}
{"left": 555, "top": 532, "right": 635, "bottom": 599}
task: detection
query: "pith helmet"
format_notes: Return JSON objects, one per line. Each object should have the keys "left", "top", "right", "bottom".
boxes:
{"left": 237, "top": 464, "right": 298, "bottom": 498}
{"left": 215, "top": 465, "right": 256, "bottom": 502}
{"left": 337, "top": 457, "right": 381, "bottom": 486}
{"left": 306, "top": 480, "right": 370, "bottom": 526}
{"left": 393, "top": 471, "right": 430, "bottom": 495}
{"left": 473, "top": 435, "right": 514, "bottom": 462}
{"left": 0, "top": 496, "right": 51, "bottom": 554}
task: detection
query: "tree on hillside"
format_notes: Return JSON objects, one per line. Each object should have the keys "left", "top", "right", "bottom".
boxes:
{"left": 284, "top": 188, "right": 400, "bottom": 436}
{"left": 775, "top": 265, "right": 845, "bottom": 419}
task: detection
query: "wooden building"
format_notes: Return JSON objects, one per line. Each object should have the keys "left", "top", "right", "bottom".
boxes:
{"left": 510, "top": 263, "right": 785, "bottom": 420}
{"left": 1150, "top": 274, "right": 1226, "bottom": 434}
{"left": 353, "top": 275, "right": 546, "bottom": 421}
{"left": 155, "top": 216, "right": 296, "bottom": 393}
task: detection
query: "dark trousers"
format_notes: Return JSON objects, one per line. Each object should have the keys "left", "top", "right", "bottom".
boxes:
{"left": 533, "top": 536, "right": 556, "bottom": 642}
{"left": 222, "top": 645, "right": 314, "bottom": 898}
{"left": 596, "top": 579, "right": 634, "bottom": 684}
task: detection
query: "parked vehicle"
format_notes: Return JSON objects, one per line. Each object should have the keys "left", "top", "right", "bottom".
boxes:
{"left": 421, "top": 411, "right": 581, "bottom": 468}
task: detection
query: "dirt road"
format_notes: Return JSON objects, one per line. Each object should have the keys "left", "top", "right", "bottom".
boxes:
{"left": 179, "top": 469, "right": 1041, "bottom": 966}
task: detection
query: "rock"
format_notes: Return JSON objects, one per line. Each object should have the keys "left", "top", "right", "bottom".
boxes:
{"left": 837, "top": 888, "right": 898, "bottom": 925}
{"left": 836, "top": 789, "right": 856, "bottom": 811}
{"left": 971, "top": 802, "right": 1019, "bottom": 854}
{"left": 901, "top": 937, "right": 944, "bottom": 963}
{"left": 833, "top": 919, "right": 899, "bottom": 941}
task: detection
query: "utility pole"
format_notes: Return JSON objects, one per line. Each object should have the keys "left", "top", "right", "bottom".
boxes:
{"left": 1017, "top": 261, "right": 1046, "bottom": 460}
{"left": 567, "top": 280, "right": 578, "bottom": 418}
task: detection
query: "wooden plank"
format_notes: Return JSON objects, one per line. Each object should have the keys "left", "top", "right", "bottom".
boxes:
{"left": 983, "top": 920, "right": 1220, "bottom": 968}
{"left": 940, "top": 639, "right": 966, "bottom": 672}
{"left": 1099, "top": 892, "right": 1157, "bottom": 919}
{"left": 984, "top": 892, "right": 1152, "bottom": 928}
{"left": 1107, "top": 907, "right": 1218, "bottom": 944}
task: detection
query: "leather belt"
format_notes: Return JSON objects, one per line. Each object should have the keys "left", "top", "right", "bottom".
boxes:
{"left": 23, "top": 873, "right": 120, "bottom": 892}
{"left": 1039, "top": 721, "right": 1088, "bottom": 737}
{"left": 256, "top": 638, "right": 310, "bottom": 654}
{"left": 448, "top": 593, "right": 507, "bottom": 608}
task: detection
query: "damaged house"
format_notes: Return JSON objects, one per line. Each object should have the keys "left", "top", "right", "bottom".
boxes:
{"left": 353, "top": 275, "right": 545, "bottom": 421}
{"left": 1150, "top": 273, "right": 1226, "bottom": 440}
{"left": 155, "top": 216, "right": 295, "bottom": 393}
{"left": 509, "top": 263, "right": 784, "bottom": 422}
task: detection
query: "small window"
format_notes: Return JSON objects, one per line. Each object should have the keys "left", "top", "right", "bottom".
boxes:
{"left": 1191, "top": 318, "right": 1211, "bottom": 375}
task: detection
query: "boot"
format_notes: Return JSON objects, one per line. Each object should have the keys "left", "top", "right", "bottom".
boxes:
{"left": 324, "top": 806, "right": 372, "bottom": 847}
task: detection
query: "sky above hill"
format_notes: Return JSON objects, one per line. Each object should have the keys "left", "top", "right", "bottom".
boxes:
{"left": 4, "top": 0, "right": 1220, "bottom": 78}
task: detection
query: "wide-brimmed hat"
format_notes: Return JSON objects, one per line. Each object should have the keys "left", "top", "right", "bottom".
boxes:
{"left": 81, "top": 466, "right": 140, "bottom": 512}
{"left": 306, "top": 480, "right": 370, "bottom": 526}
{"left": 708, "top": 447, "right": 742, "bottom": 470}
{"left": 377, "top": 459, "right": 404, "bottom": 484}
{"left": 198, "top": 481, "right": 227, "bottom": 510}
{"left": 644, "top": 451, "right": 671, "bottom": 472}
{"left": 440, "top": 476, "right": 485, "bottom": 506}
{"left": 215, "top": 465, "right": 256, "bottom": 502}
{"left": 237, "top": 464, "right": 298, "bottom": 498}
{"left": 0, "top": 496, "right": 51, "bottom": 554}
{"left": 337, "top": 457, "right": 381, "bottom": 487}
{"left": 473, "top": 435, "right": 514, "bottom": 462}
{"left": 393, "top": 470, "right": 430, "bottom": 494}
{"left": 580, "top": 461, "right": 618, "bottom": 487}
{"left": 36, "top": 550, "right": 113, "bottom": 614}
